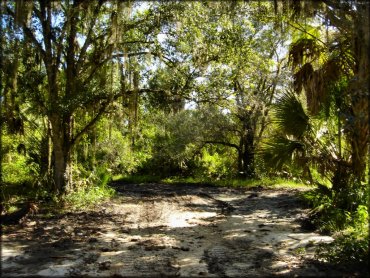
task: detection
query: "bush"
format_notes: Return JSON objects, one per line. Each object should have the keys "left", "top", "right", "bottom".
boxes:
{"left": 193, "top": 148, "right": 236, "bottom": 179}
{"left": 302, "top": 187, "right": 369, "bottom": 268}
{"left": 317, "top": 228, "right": 368, "bottom": 268}
{"left": 2, "top": 141, "right": 38, "bottom": 185}
{"left": 64, "top": 165, "right": 115, "bottom": 210}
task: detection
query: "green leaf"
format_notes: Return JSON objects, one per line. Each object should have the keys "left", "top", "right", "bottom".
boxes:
{"left": 261, "top": 135, "right": 305, "bottom": 169}
{"left": 274, "top": 91, "right": 310, "bottom": 139}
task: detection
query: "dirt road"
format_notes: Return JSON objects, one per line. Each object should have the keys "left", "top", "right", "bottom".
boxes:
{"left": 2, "top": 182, "right": 343, "bottom": 277}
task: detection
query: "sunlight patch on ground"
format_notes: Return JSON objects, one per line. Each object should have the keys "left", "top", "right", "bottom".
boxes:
{"left": 168, "top": 211, "right": 217, "bottom": 228}
{"left": 102, "top": 231, "right": 118, "bottom": 238}
{"left": 223, "top": 229, "right": 249, "bottom": 239}
{"left": 177, "top": 255, "right": 209, "bottom": 277}
{"left": 213, "top": 194, "right": 243, "bottom": 202}
{"left": 37, "top": 265, "right": 70, "bottom": 276}
{"left": 2, "top": 187, "right": 339, "bottom": 277}
{"left": 2, "top": 247, "right": 22, "bottom": 259}
{"left": 100, "top": 250, "right": 125, "bottom": 258}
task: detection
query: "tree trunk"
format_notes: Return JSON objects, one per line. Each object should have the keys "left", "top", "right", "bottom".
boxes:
{"left": 52, "top": 137, "right": 66, "bottom": 194}
{"left": 50, "top": 114, "right": 72, "bottom": 194}
{"left": 47, "top": 120, "right": 53, "bottom": 179}
{"left": 131, "top": 70, "right": 139, "bottom": 147}
{"left": 238, "top": 120, "right": 255, "bottom": 178}
{"left": 39, "top": 130, "right": 50, "bottom": 177}
{"left": 237, "top": 149, "right": 243, "bottom": 175}
{"left": 350, "top": 3, "right": 369, "bottom": 180}
{"left": 51, "top": 139, "right": 72, "bottom": 195}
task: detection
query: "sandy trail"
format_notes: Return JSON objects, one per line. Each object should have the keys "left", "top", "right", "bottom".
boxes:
{"left": 2, "top": 182, "right": 342, "bottom": 277}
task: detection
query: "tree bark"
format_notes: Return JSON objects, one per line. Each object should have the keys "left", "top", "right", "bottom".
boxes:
{"left": 50, "top": 113, "right": 72, "bottom": 194}
{"left": 238, "top": 120, "right": 255, "bottom": 178}
{"left": 52, "top": 138, "right": 65, "bottom": 193}
{"left": 350, "top": 3, "right": 369, "bottom": 180}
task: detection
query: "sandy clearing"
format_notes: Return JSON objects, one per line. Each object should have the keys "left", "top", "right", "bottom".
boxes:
{"left": 1, "top": 182, "right": 346, "bottom": 277}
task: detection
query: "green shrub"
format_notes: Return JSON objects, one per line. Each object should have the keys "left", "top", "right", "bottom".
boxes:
{"left": 64, "top": 165, "right": 115, "bottom": 210}
{"left": 2, "top": 153, "right": 34, "bottom": 184}
{"left": 316, "top": 228, "right": 368, "bottom": 267}
{"left": 302, "top": 186, "right": 369, "bottom": 268}
{"left": 193, "top": 148, "right": 236, "bottom": 179}
{"left": 63, "top": 182, "right": 115, "bottom": 210}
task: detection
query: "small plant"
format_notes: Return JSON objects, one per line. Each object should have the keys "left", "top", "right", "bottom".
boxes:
{"left": 294, "top": 246, "right": 306, "bottom": 255}
{"left": 301, "top": 186, "right": 369, "bottom": 270}
{"left": 316, "top": 229, "right": 369, "bottom": 268}
{"left": 63, "top": 166, "right": 115, "bottom": 210}
{"left": 63, "top": 183, "right": 115, "bottom": 210}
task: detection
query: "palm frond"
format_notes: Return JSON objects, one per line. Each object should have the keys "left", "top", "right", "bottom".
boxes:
{"left": 289, "top": 37, "right": 323, "bottom": 69}
{"left": 260, "top": 136, "right": 305, "bottom": 169}
{"left": 274, "top": 91, "right": 310, "bottom": 139}
{"left": 300, "top": 58, "right": 343, "bottom": 115}
{"left": 293, "top": 62, "right": 314, "bottom": 94}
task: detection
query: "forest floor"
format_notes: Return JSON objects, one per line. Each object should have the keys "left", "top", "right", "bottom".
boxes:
{"left": 1, "top": 182, "right": 358, "bottom": 277}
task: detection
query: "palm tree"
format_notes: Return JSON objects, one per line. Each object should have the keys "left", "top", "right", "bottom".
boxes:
{"left": 261, "top": 88, "right": 362, "bottom": 210}
{"left": 261, "top": 91, "right": 314, "bottom": 181}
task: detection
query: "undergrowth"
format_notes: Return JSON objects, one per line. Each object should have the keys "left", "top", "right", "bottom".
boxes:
{"left": 213, "top": 177, "right": 308, "bottom": 189}
{"left": 301, "top": 185, "right": 369, "bottom": 270}
{"left": 114, "top": 174, "right": 309, "bottom": 189}
{"left": 63, "top": 168, "right": 115, "bottom": 210}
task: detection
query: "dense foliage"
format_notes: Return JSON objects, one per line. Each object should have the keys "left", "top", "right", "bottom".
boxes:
{"left": 1, "top": 0, "right": 368, "bottom": 269}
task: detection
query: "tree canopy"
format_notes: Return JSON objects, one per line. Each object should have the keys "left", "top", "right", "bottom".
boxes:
{"left": 1, "top": 0, "right": 368, "bottom": 207}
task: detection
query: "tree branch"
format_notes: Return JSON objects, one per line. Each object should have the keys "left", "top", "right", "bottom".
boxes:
{"left": 71, "top": 86, "right": 167, "bottom": 145}
{"left": 77, "top": 1, "right": 103, "bottom": 71}
{"left": 5, "top": 6, "right": 46, "bottom": 59}
{"left": 111, "top": 51, "right": 152, "bottom": 60}
{"left": 286, "top": 21, "right": 327, "bottom": 46}
{"left": 71, "top": 100, "right": 109, "bottom": 146}
{"left": 203, "top": 140, "right": 240, "bottom": 151}
{"left": 120, "top": 40, "right": 155, "bottom": 45}
{"left": 82, "top": 51, "right": 152, "bottom": 87}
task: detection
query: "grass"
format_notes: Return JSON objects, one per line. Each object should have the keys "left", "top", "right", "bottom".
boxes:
{"left": 62, "top": 183, "right": 115, "bottom": 210}
{"left": 113, "top": 174, "right": 310, "bottom": 190}
{"left": 63, "top": 171, "right": 116, "bottom": 210}
{"left": 214, "top": 177, "right": 310, "bottom": 189}
{"left": 3, "top": 172, "right": 308, "bottom": 214}
{"left": 112, "top": 174, "right": 162, "bottom": 184}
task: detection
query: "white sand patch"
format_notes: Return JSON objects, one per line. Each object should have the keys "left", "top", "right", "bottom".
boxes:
{"left": 2, "top": 185, "right": 342, "bottom": 277}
